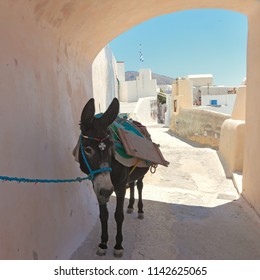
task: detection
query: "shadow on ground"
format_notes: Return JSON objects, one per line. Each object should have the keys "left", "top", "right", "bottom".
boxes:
{"left": 70, "top": 194, "right": 260, "bottom": 260}
{"left": 166, "top": 130, "right": 218, "bottom": 150}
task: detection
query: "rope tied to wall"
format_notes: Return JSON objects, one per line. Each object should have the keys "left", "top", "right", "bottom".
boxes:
{"left": 0, "top": 175, "right": 91, "bottom": 184}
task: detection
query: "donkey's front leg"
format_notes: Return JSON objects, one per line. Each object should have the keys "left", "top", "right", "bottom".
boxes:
{"left": 114, "top": 189, "right": 126, "bottom": 257}
{"left": 97, "top": 203, "right": 109, "bottom": 256}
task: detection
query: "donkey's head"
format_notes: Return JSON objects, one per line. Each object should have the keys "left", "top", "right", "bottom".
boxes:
{"left": 79, "top": 98, "right": 119, "bottom": 204}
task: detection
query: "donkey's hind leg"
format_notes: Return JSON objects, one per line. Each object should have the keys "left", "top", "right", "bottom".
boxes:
{"left": 137, "top": 177, "right": 144, "bottom": 219}
{"left": 127, "top": 181, "right": 135, "bottom": 214}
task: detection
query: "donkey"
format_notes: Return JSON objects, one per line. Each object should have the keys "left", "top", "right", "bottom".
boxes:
{"left": 76, "top": 98, "right": 149, "bottom": 257}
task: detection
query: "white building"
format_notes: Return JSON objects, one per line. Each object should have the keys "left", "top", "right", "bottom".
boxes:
{"left": 187, "top": 74, "right": 213, "bottom": 87}
{"left": 186, "top": 74, "right": 239, "bottom": 115}
{"left": 116, "top": 62, "right": 157, "bottom": 102}
{"left": 171, "top": 74, "right": 241, "bottom": 116}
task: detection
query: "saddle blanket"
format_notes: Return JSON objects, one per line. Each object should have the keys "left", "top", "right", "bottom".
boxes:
{"left": 109, "top": 117, "right": 151, "bottom": 168}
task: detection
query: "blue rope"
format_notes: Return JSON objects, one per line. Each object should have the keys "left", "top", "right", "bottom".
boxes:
{"left": 0, "top": 175, "right": 90, "bottom": 184}
{"left": 0, "top": 134, "right": 112, "bottom": 185}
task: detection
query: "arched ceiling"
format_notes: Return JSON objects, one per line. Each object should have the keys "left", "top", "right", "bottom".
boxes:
{"left": 30, "top": 0, "right": 258, "bottom": 61}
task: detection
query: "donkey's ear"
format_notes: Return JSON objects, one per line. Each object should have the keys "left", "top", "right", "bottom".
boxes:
{"left": 99, "top": 98, "right": 119, "bottom": 128}
{"left": 80, "top": 98, "right": 95, "bottom": 129}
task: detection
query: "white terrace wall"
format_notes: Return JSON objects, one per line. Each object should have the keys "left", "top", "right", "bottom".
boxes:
{"left": 218, "top": 86, "right": 246, "bottom": 179}
{"left": 0, "top": 0, "right": 260, "bottom": 259}
{"left": 201, "top": 94, "right": 237, "bottom": 115}
{"left": 171, "top": 109, "right": 230, "bottom": 149}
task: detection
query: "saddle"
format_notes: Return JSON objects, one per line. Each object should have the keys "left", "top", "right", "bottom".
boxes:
{"left": 73, "top": 115, "right": 169, "bottom": 168}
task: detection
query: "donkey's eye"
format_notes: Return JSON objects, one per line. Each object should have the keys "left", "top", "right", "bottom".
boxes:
{"left": 84, "top": 147, "right": 94, "bottom": 156}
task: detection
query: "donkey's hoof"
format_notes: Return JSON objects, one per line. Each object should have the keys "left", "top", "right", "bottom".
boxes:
{"left": 127, "top": 208, "right": 134, "bottom": 214}
{"left": 138, "top": 213, "right": 144, "bottom": 219}
{"left": 96, "top": 247, "right": 107, "bottom": 256}
{"left": 114, "top": 249, "right": 124, "bottom": 258}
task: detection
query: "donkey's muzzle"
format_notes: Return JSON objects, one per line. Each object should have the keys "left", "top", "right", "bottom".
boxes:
{"left": 100, "top": 188, "right": 113, "bottom": 198}
{"left": 93, "top": 172, "right": 114, "bottom": 204}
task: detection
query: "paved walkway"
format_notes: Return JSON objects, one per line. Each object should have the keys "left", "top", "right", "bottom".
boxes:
{"left": 71, "top": 125, "right": 260, "bottom": 260}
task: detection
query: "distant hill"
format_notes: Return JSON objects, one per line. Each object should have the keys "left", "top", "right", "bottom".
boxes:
{"left": 125, "top": 71, "right": 174, "bottom": 85}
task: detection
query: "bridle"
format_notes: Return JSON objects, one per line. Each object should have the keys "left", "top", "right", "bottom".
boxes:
{"left": 81, "top": 134, "right": 110, "bottom": 151}
{"left": 79, "top": 134, "right": 112, "bottom": 181}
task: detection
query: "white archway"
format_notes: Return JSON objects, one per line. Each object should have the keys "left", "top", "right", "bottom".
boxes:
{"left": 0, "top": 0, "right": 259, "bottom": 259}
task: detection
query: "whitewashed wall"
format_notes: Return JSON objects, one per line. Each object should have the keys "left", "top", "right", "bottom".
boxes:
{"left": 118, "top": 80, "right": 138, "bottom": 102}
{"left": 133, "top": 97, "right": 157, "bottom": 125}
{"left": 92, "top": 46, "right": 118, "bottom": 113}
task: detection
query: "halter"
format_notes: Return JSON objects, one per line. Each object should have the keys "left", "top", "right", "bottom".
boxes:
{"left": 79, "top": 134, "right": 112, "bottom": 181}
{"left": 82, "top": 134, "right": 110, "bottom": 151}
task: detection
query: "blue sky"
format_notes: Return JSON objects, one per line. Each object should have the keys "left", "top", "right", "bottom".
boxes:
{"left": 109, "top": 9, "right": 248, "bottom": 86}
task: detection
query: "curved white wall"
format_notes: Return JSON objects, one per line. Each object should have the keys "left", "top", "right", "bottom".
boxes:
{"left": 0, "top": 1, "right": 98, "bottom": 259}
